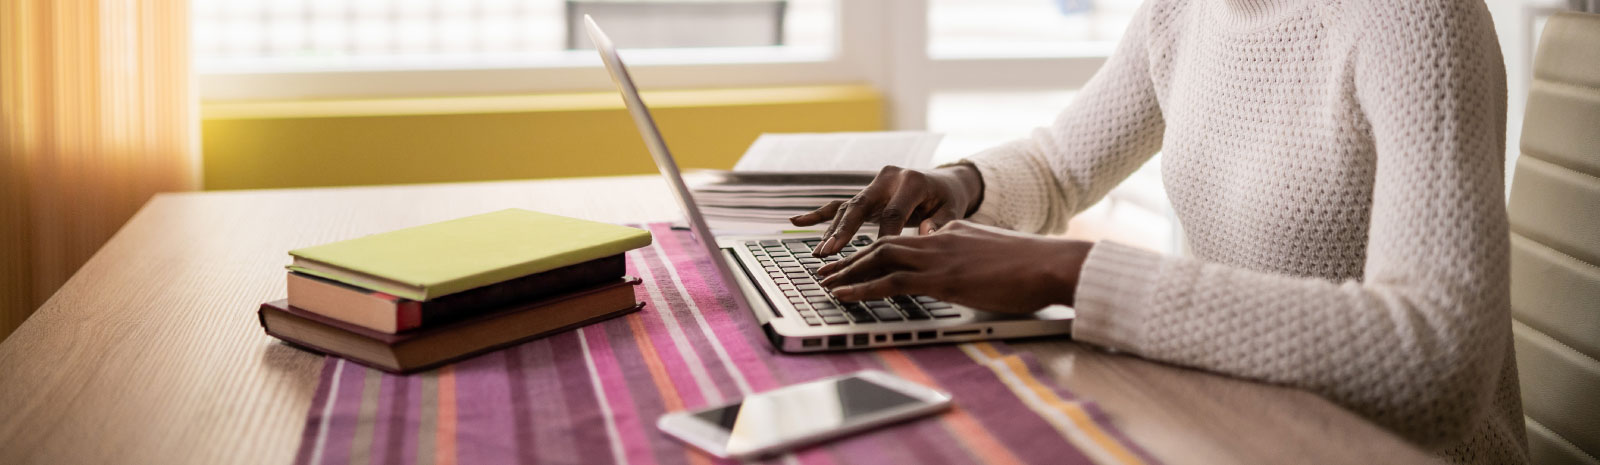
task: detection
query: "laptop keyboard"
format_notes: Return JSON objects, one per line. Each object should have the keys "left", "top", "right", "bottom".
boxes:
{"left": 743, "top": 235, "right": 961, "bottom": 326}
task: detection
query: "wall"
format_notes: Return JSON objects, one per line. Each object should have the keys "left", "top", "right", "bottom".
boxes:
{"left": 201, "top": 85, "right": 885, "bottom": 190}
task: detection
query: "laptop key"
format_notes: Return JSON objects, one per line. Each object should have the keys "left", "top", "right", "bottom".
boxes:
{"left": 930, "top": 309, "right": 963, "bottom": 318}
{"left": 805, "top": 295, "right": 833, "bottom": 303}
{"left": 783, "top": 290, "right": 801, "bottom": 297}
{"left": 922, "top": 302, "right": 953, "bottom": 310}
{"left": 812, "top": 302, "right": 838, "bottom": 310}
{"left": 869, "top": 306, "right": 903, "bottom": 321}
{"left": 845, "top": 308, "right": 876, "bottom": 323}
{"left": 803, "top": 317, "right": 822, "bottom": 326}
{"left": 821, "top": 315, "right": 848, "bottom": 325}
{"left": 852, "top": 236, "right": 872, "bottom": 246}
{"left": 759, "top": 240, "right": 780, "bottom": 246}
{"left": 800, "top": 289, "right": 828, "bottom": 297}
{"left": 903, "top": 307, "right": 932, "bottom": 320}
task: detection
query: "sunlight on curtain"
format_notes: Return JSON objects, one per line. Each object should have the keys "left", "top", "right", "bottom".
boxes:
{"left": 1, "top": 0, "right": 198, "bottom": 341}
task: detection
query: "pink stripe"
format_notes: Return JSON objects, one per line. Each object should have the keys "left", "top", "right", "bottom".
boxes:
{"left": 582, "top": 325, "right": 659, "bottom": 465}
{"left": 647, "top": 224, "right": 782, "bottom": 393}
{"left": 634, "top": 244, "right": 743, "bottom": 402}
{"left": 626, "top": 256, "right": 711, "bottom": 410}
{"left": 647, "top": 226, "right": 845, "bottom": 465}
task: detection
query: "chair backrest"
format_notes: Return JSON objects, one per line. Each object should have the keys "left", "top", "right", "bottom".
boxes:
{"left": 1507, "top": 11, "right": 1600, "bottom": 465}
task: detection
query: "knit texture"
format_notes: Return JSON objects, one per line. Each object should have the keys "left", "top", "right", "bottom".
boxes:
{"left": 963, "top": 0, "right": 1527, "bottom": 463}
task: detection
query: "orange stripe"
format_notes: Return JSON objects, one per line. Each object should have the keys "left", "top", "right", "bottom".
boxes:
{"left": 974, "top": 343, "right": 1146, "bottom": 465}
{"left": 624, "top": 313, "right": 711, "bottom": 465}
{"left": 434, "top": 365, "right": 458, "bottom": 465}
{"left": 876, "top": 349, "right": 1026, "bottom": 465}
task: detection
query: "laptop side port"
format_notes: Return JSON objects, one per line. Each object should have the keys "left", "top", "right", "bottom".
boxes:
{"left": 892, "top": 332, "right": 911, "bottom": 342}
{"left": 801, "top": 338, "right": 822, "bottom": 348}
{"left": 916, "top": 330, "right": 936, "bottom": 340}
{"left": 828, "top": 335, "right": 847, "bottom": 348}
{"left": 942, "top": 329, "right": 982, "bottom": 337}
{"left": 852, "top": 334, "right": 870, "bottom": 347}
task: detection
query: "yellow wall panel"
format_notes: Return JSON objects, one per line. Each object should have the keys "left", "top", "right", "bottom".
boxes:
{"left": 201, "top": 85, "right": 883, "bottom": 190}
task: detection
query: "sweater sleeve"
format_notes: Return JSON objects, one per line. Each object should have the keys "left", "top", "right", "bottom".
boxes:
{"left": 960, "top": 1, "right": 1167, "bottom": 235}
{"left": 1071, "top": 1, "right": 1511, "bottom": 450}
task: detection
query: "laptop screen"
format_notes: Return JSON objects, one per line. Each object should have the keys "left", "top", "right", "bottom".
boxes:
{"left": 583, "top": 16, "right": 758, "bottom": 315}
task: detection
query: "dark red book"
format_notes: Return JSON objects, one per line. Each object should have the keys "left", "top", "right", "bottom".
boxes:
{"left": 261, "top": 277, "right": 642, "bottom": 374}
{"left": 287, "top": 254, "right": 625, "bottom": 333}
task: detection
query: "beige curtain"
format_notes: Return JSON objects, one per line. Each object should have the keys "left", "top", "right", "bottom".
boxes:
{"left": 1, "top": 0, "right": 198, "bottom": 341}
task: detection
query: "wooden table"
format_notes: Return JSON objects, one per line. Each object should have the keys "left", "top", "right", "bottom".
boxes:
{"left": 0, "top": 176, "right": 1439, "bottom": 464}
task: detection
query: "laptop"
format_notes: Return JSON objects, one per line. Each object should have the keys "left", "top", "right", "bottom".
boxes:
{"left": 583, "top": 16, "right": 1074, "bottom": 352}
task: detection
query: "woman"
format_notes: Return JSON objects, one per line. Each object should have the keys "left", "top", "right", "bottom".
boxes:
{"left": 795, "top": 0, "right": 1525, "bottom": 463}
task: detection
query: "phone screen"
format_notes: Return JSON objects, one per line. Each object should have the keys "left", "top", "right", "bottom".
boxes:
{"left": 692, "top": 376, "right": 926, "bottom": 454}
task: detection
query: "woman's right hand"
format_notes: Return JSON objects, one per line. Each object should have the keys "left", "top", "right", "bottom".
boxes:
{"left": 789, "top": 164, "right": 985, "bottom": 257}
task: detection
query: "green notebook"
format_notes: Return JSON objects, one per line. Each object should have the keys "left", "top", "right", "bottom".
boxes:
{"left": 288, "top": 209, "right": 652, "bottom": 301}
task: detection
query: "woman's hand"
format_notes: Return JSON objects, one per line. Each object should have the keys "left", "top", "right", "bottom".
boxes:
{"left": 789, "top": 164, "right": 984, "bottom": 257}
{"left": 816, "top": 221, "right": 1095, "bottom": 314}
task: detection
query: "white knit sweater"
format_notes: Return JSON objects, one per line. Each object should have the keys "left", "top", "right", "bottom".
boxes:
{"left": 963, "top": 0, "right": 1526, "bottom": 463}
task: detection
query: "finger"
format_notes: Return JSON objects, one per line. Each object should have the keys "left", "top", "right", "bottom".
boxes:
{"left": 815, "top": 198, "right": 875, "bottom": 257}
{"left": 815, "top": 167, "right": 903, "bottom": 256}
{"left": 790, "top": 200, "right": 844, "bottom": 227}
{"left": 820, "top": 242, "right": 928, "bottom": 287}
{"left": 831, "top": 272, "right": 926, "bottom": 302}
{"left": 918, "top": 208, "right": 961, "bottom": 235}
{"left": 816, "top": 235, "right": 888, "bottom": 277}
{"left": 873, "top": 172, "right": 927, "bottom": 238}
{"left": 813, "top": 201, "right": 854, "bottom": 257}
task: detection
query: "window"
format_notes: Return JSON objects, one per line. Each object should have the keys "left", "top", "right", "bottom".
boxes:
{"left": 928, "top": 0, "right": 1140, "bottom": 57}
{"left": 193, "top": 0, "right": 835, "bottom": 72}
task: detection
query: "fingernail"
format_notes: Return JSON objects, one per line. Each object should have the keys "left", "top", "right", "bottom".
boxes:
{"left": 832, "top": 286, "right": 855, "bottom": 299}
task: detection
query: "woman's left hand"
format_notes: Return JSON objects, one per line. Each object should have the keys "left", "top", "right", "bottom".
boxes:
{"left": 817, "top": 220, "right": 1095, "bottom": 314}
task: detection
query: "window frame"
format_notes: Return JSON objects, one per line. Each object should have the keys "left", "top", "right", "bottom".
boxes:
{"left": 196, "top": 0, "right": 1113, "bottom": 131}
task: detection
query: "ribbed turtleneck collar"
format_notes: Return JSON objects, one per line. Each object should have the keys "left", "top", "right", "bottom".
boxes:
{"left": 1221, "top": 0, "right": 1292, "bottom": 16}
{"left": 1210, "top": 0, "right": 1307, "bottom": 33}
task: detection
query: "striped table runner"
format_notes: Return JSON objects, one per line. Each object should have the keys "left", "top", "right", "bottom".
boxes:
{"left": 293, "top": 224, "right": 1158, "bottom": 465}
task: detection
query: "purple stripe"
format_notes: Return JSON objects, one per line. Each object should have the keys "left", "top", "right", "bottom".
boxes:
{"left": 295, "top": 358, "right": 340, "bottom": 465}
{"left": 626, "top": 256, "right": 710, "bottom": 410}
{"left": 401, "top": 375, "right": 424, "bottom": 465}
{"left": 322, "top": 361, "right": 369, "bottom": 465}
{"left": 504, "top": 344, "right": 538, "bottom": 464}
{"left": 450, "top": 351, "right": 517, "bottom": 464}
{"left": 909, "top": 347, "right": 1097, "bottom": 465}
{"left": 371, "top": 373, "right": 411, "bottom": 465}
{"left": 600, "top": 316, "right": 691, "bottom": 465}
{"left": 520, "top": 338, "right": 581, "bottom": 463}
{"left": 647, "top": 224, "right": 782, "bottom": 392}
{"left": 635, "top": 242, "right": 742, "bottom": 401}
{"left": 551, "top": 330, "right": 618, "bottom": 465}
{"left": 365, "top": 374, "right": 395, "bottom": 465}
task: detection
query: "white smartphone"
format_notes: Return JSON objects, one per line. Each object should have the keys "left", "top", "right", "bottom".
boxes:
{"left": 656, "top": 370, "right": 952, "bottom": 459}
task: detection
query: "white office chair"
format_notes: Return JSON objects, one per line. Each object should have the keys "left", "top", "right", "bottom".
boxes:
{"left": 1506, "top": 10, "right": 1600, "bottom": 465}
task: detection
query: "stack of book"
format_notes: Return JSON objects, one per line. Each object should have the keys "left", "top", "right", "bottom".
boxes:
{"left": 258, "top": 209, "right": 652, "bottom": 374}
